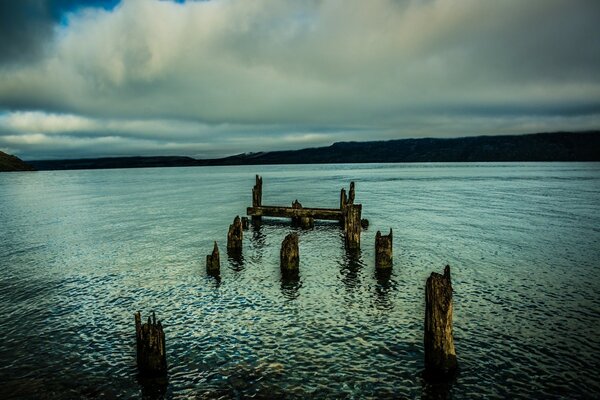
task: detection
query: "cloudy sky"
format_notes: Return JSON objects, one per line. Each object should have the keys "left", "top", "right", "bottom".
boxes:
{"left": 0, "top": 0, "right": 599, "bottom": 160}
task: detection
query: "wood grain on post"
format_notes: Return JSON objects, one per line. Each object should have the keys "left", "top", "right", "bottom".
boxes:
{"left": 344, "top": 203, "right": 362, "bottom": 250}
{"left": 227, "top": 216, "right": 243, "bottom": 250}
{"left": 280, "top": 233, "right": 299, "bottom": 276}
{"left": 340, "top": 188, "right": 348, "bottom": 210}
{"left": 135, "top": 311, "right": 167, "bottom": 376}
{"left": 424, "top": 265, "right": 458, "bottom": 377}
{"left": 375, "top": 229, "right": 393, "bottom": 268}
{"left": 206, "top": 241, "right": 220, "bottom": 275}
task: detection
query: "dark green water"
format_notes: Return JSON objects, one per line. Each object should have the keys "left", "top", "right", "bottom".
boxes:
{"left": 0, "top": 163, "right": 599, "bottom": 399}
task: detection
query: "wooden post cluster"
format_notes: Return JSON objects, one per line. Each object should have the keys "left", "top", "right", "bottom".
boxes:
{"left": 280, "top": 233, "right": 299, "bottom": 277}
{"left": 375, "top": 229, "right": 393, "bottom": 268}
{"left": 227, "top": 216, "right": 243, "bottom": 250}
{"left": 135, "top": 311, "right": 167, "bottom": 376}
{"left": 424, "top": 265, "right": 458, "bottom": 377}
{"left": 252, "top": 175, "right": 263, "bottom": 222}
{"left": 206, "top": 241, "right": 220, "bottom": 275}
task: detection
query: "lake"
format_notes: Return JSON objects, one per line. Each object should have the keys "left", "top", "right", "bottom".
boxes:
{"left": 1, "top": 163, "right": 599, "bottom": 399}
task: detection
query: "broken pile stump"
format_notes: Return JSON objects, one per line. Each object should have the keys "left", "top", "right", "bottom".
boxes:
{"left": 375, "top": 229, "right": 393, "bottom": 268}
{"left": 227, "top": 216, "right": 243, "bottom": 250}
{"left": 280, "top": 233, "right": 299, "bottom": 277}
{"left": 252, "top": 175, "right": 263, "bottom": 223}
{"left": 206, "top": 241, "right": 220, "bottom": 275}
{"left": 343, "top": 203, "right": 362, "bottom": 250}
{"left": 424, "top": 265, "right": 458, "bottom": 378}
{"left": 135, "top": 311, "right": 167, "bottom": 376}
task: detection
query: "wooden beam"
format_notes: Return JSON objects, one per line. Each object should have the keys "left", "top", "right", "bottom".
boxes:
{"left": 247, "top": 205, "right": 343, "bottom": 221}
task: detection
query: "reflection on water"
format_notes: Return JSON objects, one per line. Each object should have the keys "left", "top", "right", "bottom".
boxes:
{"left": 226, "top": 248, "right": 244, "bottom": 271}
{"left": 138, "top": 374, "right": 169, "bottom": 400}
{"left": 421, "top": 373, "right": 455, "bottom": 400}
{"left": 374, "top": 268, "right": 396, "bottom": 311}
{"left": 1, "top": 163, "right": 599, "bottom": 398}
{"left": 280, "top": 276, "right": 302, "bottom": 300}
{"left": 339, "top": 248, "right": 364, "bottom": 291}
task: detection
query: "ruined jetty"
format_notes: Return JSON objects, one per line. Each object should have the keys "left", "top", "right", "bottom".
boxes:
{"left": 246, "top": 175, "right": 362, "bottom": 248}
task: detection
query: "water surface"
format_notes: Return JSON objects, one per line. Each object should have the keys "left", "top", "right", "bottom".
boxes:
{"left": 1, "top": 163, "right": 599, "bottom": 398}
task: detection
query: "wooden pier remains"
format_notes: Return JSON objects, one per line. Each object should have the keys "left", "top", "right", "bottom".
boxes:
{"left": 246, "top": 175, "right": 362, "bottom": 248}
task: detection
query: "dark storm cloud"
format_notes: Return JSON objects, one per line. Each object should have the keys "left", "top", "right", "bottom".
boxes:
{"left": 0, "top": 0, "right": 119, "bottom": 64}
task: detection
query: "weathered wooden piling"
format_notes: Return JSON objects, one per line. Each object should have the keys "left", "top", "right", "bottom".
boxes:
{"left": 340, "top": 188, "right": 348, "bottom": 210}
{"left": 348, "top": 182, "right": 355, "bottom": 204}
{"left": 344, "top": 203, "right": 362, "bottom": 250}
{"left": 375, "top": 229, "right": 393, "bottom": 268}
{"left": 252, "top": 175, "right": 263, "bottom": 222}
{"left": 241, "top": 217, "right": 249, "bottom": 230}
{"left": 135, "top": 311, "right": 167, "bottom": 376}
{"left": 227, "top": 216, "right": 243, "bottom": 250}
{"left": 206, "top": 241, "right": 220, "bottom": 275}
{"left": 280, "top": 233, "right": 299, "bottom": 276}
{"left": 424, "top": 265, "right": 457, "bottom": 377}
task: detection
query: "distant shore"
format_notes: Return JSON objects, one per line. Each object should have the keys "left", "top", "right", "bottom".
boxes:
{"left": 18, "top": 131, "right": 600, "bottom": 171}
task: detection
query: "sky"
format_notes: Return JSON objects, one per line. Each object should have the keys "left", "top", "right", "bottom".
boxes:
{"left": 0, "top": 0, "right": 599, "bottom": 160}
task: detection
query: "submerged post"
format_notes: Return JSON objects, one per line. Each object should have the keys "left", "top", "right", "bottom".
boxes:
{"left": 206, "top": 241, "right": 220, "bottom": 275}
{"left": 227, "top": 216, "right": 243, "bottom": 250}
{"left": 280, "top": 233, "right": 299, "bottom": 277}
{"left": 252, "top": 175, "right": 263, "bottom": 223}
{"left": 375, "top": 229, "right": 393, "bottom": 268}
{"left": 424, "top": 265, "right": 457, "bottom": 377}
{"left": 344, "top": 203, "right": 362, "bottom": 250}
{"left": 135, "top": 311, "right": 167, "bottom": 376}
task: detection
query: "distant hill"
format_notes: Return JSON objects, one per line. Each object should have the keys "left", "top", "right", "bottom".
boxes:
{"left": 0, "top": 151, "right": 36, "bottom": 172}
{"left": 28, "top": 131, "right": 600, "bottom": 171}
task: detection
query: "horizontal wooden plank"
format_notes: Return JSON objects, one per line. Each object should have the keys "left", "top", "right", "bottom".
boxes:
{"left": 247, "top": 206, "right": 343, "bottom": 220}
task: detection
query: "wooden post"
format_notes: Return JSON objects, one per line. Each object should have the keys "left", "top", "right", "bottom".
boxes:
{"left": 340, "top": 188, "right": 347, "bottom": 210}
{"left": 252, "top": 175, "right": 262, "bottom": 207}
{"left": 135, "top": 311, "right": 167, "bottom": 376}
{"left": 252, "top": 175, "right": 263, "bottom": 223}
{"left": 206, "top": 241, "right": 220, "bottom": 275}
{"left": 344, "top": 203, "right": 361, "bottom": 250}
{"left": 375, "top": 229, "right": 393, "bottom": 268}
{"left": 227, "top": 216, "right": 243, "bottom": 250}
{"left": 348, "top": 181, "right": 355, "bottom": 204}
{"left": 291, "top": 199, "right": 302, "bottom": 226}
{"left": 299, "top": 217, "right": 314, "bottom": 229}
{"left": 280, "top": 233, "right": 299, "bottom": 277}
{"left": 424, "top": 265, "right": 457, "bottom": 377}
